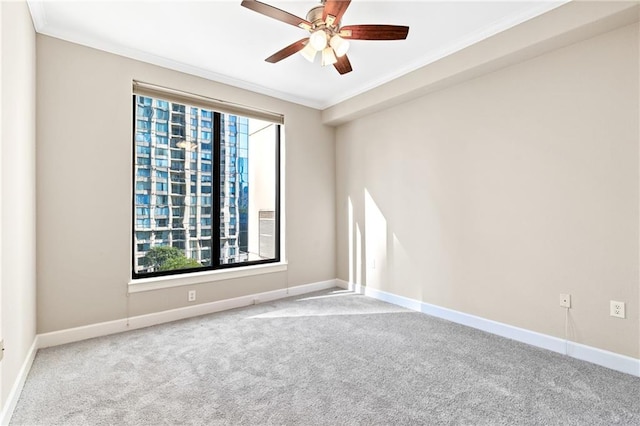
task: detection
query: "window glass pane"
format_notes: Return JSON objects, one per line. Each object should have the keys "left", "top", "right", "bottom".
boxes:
{"left": 136, "top": 181, "right": 150, "bottom": 191}
{"left": 133, "top": 95, "right": 205, "bottom": 274}
{"left": 136, "top": 132, "right": 151, "bottom": 143}
{"left": 156, "top": 109, "right": 169, "bottom": 121}
{"left": 219, "top": 115, "right": 277, "bottom": 265}
{"left": 133, "top": 94, "right": 279, "bottom": 277}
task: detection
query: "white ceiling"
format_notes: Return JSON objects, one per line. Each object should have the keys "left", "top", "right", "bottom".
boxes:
{"left": 27, "top": 0, "right": 567, "bottom": 109}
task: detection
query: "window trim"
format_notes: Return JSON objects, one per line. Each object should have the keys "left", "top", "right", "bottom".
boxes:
{"left": 133, "top": 81, "right": 284, "bottom": 124}
{"left": 127, "top": 261, "right": 288, "bottom": 293}
{"left": 131, "top": 86, "right": 283, "bottom": 281}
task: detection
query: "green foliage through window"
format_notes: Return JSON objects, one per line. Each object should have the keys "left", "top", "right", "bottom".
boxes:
{"left": 143, "top": 246, "right": 200, "bottom": 271}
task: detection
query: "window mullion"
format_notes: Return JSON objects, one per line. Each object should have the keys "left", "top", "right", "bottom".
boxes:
{"left": 213, "top": 112, "right": 222, "bottom": 268}
{"left": 275, "top": 125, "right": 281, "bottom": 263}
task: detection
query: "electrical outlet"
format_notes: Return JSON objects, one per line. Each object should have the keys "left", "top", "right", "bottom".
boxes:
{"left": 610, "top": 301, "right": 625, "bottom": 319}
{"left": 559, "top": 294, "right": 571, "bottom": 308}
{"left": 188, "top": 290, "right": 196, "bottom": 302}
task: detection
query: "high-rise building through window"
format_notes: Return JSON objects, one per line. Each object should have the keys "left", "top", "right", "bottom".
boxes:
{"left": 132, "top": 93, "right": 279, "bottom": 278}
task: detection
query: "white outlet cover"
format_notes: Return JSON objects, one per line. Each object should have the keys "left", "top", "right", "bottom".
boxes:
{"left": 610, "top": 300, "right": 625, "bottom": 319}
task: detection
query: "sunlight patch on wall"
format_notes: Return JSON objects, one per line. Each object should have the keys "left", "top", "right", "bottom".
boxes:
{"left": 365, "top": 189, "right": 388, "bottom": 290}
{"left": 356, "top": 223, "right": 363, "bottom": 289}
{"left": 348, "top": 196, "right": 354, "bottom": 285}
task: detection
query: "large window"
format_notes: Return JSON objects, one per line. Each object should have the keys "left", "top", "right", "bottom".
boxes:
{"left": 132, "top": 86, "right": 281, "bottom": 278}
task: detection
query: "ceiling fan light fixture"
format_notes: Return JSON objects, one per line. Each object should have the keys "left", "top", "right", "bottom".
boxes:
{"left": 321, "top": 47, "right": 337, "bottom": 67}
{"left": 309, "top": 30, "right": 328, "bottom": 51}
{"left": 329, "top": 34, "right": 350, "bottom": 57}
{"left": 300, "top": 42, "right": 317, "bottom": 63}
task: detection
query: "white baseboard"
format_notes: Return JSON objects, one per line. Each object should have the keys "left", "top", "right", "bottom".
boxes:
{"left": 38, "top": 279, "right": 339, "bottom": 349}
{"left": 336, "top": 280, "right": 640, "bottom": 377}
{"left": 335, "top": 279, "right": 349, "bottom": 290}
{"left": 0, "top": 339, "right": 38, "bottom": 426}
{"left": 3, "top": 279, "right": 338, "bottom": 424}
{"left": 5, "top": 278, "right": 637, "bottom": 426}
{"left": 335, "top": 279, "right": 363, "bottom": 294}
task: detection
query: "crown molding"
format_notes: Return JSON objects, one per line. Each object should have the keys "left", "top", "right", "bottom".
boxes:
{"left": 24, "top": 0, "right": 323, "bottom": 110}
{"left": 319, "top": 0, "right": 568, "bottom": 109}
{"left": 322, "top": 0, "right": 639, "bottom": 124}
{"left": 26, "top": 0, "right": 570, "bottom": 112}
{"left": 26, "top": 0, "right": 47, "bottom": 31}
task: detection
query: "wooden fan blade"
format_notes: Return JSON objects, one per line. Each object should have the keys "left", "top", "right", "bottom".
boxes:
{"left": 241, "top": 0, "right": 312, "bottom": 30}
{"left": 323, "top": 0, "right": 351, "bottom": 26}
{"left": 340, "top": 25, "right": 409, "bottom": 40}
{"left": 333, "top": 54, "right": 352, "bottom": 75}
{"left": 265, "top": 38, "right": 309, "bottom": 63}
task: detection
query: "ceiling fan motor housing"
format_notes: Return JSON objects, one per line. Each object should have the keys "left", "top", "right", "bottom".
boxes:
{"left": 306, "top": 5, "right": 339, "bottom": 33}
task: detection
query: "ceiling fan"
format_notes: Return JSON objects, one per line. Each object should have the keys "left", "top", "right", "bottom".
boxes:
{"left": 240, "top": 0, "right": 409, "bottom": 75}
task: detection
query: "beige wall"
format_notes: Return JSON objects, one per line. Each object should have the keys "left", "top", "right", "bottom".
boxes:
{"left": 25, "top": 0, "right": 640, "bottom": 366}
{"left": 1, "top": 0, "right": 37, "bottom": 409}
{"left": 336, "top": 23, "right": 640, "bottom": 358}
{"left": 36, "top": 36, "right": 335, "bottom": 333}
{"left": 323, "top": 2, "right": 639, "bottom": 126}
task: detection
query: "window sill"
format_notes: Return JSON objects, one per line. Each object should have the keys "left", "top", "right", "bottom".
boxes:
{"left": 128, "top": 262, "right": 288, "bottom": 293}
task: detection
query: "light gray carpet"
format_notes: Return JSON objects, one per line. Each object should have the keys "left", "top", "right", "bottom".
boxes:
{"left": 10, "top": 289, "right": 640, "bottom": 425}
